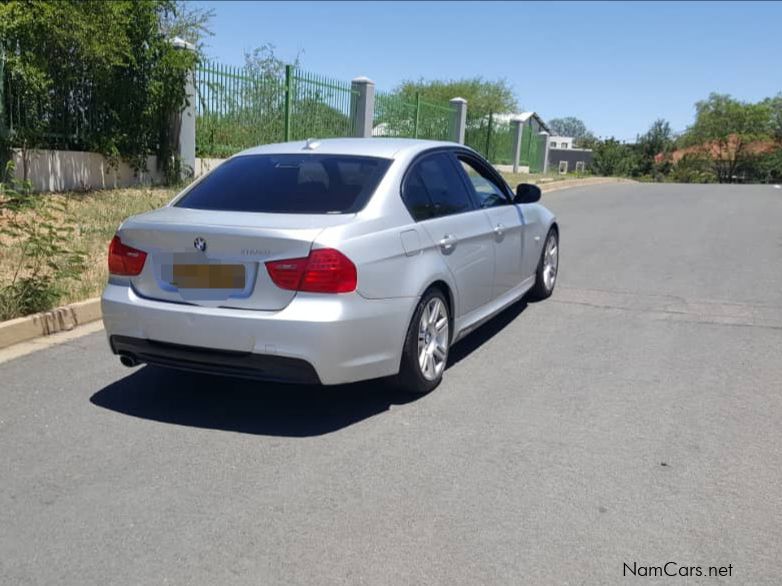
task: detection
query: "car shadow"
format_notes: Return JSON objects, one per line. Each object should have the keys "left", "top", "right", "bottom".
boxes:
{"left": 447, "top": 297, "right": 528, "bottom": 369}
{"left": 90, "top": 297, "right": 530, "bottom": 437}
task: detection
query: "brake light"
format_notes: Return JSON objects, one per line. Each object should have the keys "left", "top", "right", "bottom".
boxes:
{"left": 108, "top": 236, "right": 147, "bottom": 276}
{"left": 265, "top": 248, "right": 357, "bottom": 293}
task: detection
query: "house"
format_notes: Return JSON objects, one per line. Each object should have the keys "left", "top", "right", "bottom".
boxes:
{"left": 488, "top": 112, "right": 551, "bottom": 173}
{"left": 548, "top": 135, "right": 573, "bottom": 149}
{"left": 547, "top": 134, "right": 593, "bottom": 174}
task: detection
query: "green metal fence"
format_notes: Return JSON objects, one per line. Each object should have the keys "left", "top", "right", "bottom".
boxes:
{"left": 0, "top": 47, "right": 5, "bottom": 142}
{"left": 372, "top": 91, "right": 454, "bottom": 141}
{"left": 1, "top": 47, "right": 99, "bottom": 150}
{"left": 465, "top": 112, "right": 515, "bottom": 164}
{"left": 465, "top": 112, "right": 517, "bottom": 165}
{"left": 196, "top": 61, "right": 358, "bottom": 158}
{"left": 1, "top": 48, "right": 459, "bottom": 160}
{"left": 289, "top": 67, "right": 356, "bottom": 141}
{"left": 518, "top": 126, "right": 547, "bottom": 173}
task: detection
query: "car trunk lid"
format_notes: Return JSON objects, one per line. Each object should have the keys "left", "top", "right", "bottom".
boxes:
{"left": 118, "top": 207, "right": 353, "bottom": 310}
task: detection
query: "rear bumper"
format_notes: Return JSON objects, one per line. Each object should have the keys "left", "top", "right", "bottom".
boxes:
{"left": 101, "top": 283, "right": 415, "bottom": 385}
{"left": 110, "top": 335, "right": 320, "bottom": 384}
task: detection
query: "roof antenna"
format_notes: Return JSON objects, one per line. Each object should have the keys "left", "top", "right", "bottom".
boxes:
{"left": 303, "top": 138, "right": 320, "bottom": 150}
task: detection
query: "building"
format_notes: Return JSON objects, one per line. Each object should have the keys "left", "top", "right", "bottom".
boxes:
{"left": 548, "top": 135, "right": 574, "bottom": 150}
{"left": 489, "top": 112, "right": 551, "bottom": 173}
{"left": 547, "top": 135, "right": 593, "bottom": 174}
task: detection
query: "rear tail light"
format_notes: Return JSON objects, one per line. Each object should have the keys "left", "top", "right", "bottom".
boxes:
{"left": 265, "top": 248, "right": 357, "bottom": 293}
{"left": 108, "top": 236, "right": 147, "bottom": 276}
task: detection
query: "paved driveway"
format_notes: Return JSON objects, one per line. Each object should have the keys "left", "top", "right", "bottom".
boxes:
{"left": 1, "top": 183, "right": 781, "bottom": 584}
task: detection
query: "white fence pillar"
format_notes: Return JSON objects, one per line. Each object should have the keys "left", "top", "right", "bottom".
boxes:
{"left": 511, "top": 119, "right": 523, "bottom": 173}
{"left": 450, "top": 97, "right": 467, "bottom": 144}
{"left": 172, "top": 37, "right": 196, "bottom": 178}
{"left": 351, "top": 77, "right": 375, "bottom": 138}
{"left": 540, "top": 131, "right": 551, "bottom": 173}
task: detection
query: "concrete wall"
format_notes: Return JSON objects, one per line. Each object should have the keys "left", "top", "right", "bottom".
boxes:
{"left": 9, "top": 149, "right": 228, "bottom": 192}
{"left": 11, "top": 149, "right": 165, "bottom": 193}
{"left": 194, "top": 157, "right": 226, "bottom": 178}
{"left": 547, "top": 148, "right": 593, "bottom": 174}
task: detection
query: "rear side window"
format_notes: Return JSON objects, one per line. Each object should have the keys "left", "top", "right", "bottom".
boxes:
{"left": 402, "top": 153, "right": 474, "bottom": 220}
{"left": 176, "top": 154, "right": 392, "bottom": 214}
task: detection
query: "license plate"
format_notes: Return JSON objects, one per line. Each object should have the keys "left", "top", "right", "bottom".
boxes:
{"left": 171, "top": 264, "right": 245, "bottom": 289}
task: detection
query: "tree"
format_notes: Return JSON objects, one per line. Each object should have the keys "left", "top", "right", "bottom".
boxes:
{"left": 681, "top": 93, "right": 771, "bottom": 182}
{"left": 763, "top": 94, "right": 782, "bottom": 142}
{"left": 158, "top": 0, "right": 214, "bottom": 53}
{"left": 670, "top": 153, "right": 716, "bottom": 183}
{"left": 244, "top": 43, "right": 302, "bottom": 78}
{"left": 590, "top": 138, "right": 641, "bottom": 177}
{"left": 548, "top": 117, "right": 590, "bottom": 140}
{"left": 0, "top": 0, "right": 197, "bottom": 178}
{"left": 395, "top": 77, "right": 517, "bottom": 116}
{"left": 636, "top": 118, "right": 675, "bottom": 176}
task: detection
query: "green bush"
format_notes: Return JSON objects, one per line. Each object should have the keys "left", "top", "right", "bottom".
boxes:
{"left": 670, "top": 154, "right": 716, "bottom": 183}
{"left": 0, "top": 1, "right": 197, "bottom": 180}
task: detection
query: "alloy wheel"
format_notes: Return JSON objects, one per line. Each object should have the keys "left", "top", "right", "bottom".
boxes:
{"left": 417, "top": 298, "right": 449, "bottom": 381}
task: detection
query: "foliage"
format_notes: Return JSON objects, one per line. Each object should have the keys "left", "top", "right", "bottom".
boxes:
{"left": 396, "top": 77, "right": 516, "bottom": 117}
{"left": 0, "top": 0, "right": 198, "bottom": 180}
{"left": 0, "top": 162, "right": 86, "bottom": 320}
{"left": 590, "top": 138, "right": 641, "bottom": 177}
{"left": 244, "top": 43, "right": 301, "bottom": 77}
{"left": 669, "top": 153, "right": 716, "bottom": 183}
{"left": 736, "top": 149, "right": 782, "bottom": 184}
{"left": 158, "top": 0, "right": 214, "bottom": 53}
{"left": 761, "top": 93, "right": 782, "bottom": 142}
{"left": 636, "top": 119, "right": 674, "bottom": 173}
{"left": 678, "top": 93, "right": 772, "bottom": 182}
{"left": 547, "top": 116, "right": 596, "bottom": 147}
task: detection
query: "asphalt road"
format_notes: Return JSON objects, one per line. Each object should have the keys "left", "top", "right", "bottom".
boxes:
{"left": 2, "top": 183, "right": 782, "bottom": 585}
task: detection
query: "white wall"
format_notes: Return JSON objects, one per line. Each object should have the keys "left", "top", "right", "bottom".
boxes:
{"left": 9, "top": 149, "right": 228, "bottom": 192}
{"left": 11, "top": 149, "right": 165, "bottom": 193}
{"left": 194, "top": 157, "right": 226, "bottom": 177}
{"left": 548, "top": 136, "right": 573, "bottom": 149}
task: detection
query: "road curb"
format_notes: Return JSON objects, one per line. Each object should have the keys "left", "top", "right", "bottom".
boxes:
{"left": 539, "top": 177, "right": 635, "bottom": 193}
{"left": 0, "top": 298, "right": 102, "bottom": 350}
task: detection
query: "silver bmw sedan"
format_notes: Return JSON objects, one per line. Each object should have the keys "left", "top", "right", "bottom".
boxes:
{"left": 102, "top": 138, "right": 558, "bottom": 394}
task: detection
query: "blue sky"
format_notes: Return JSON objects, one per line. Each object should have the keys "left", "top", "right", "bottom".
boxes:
{"left": 191, "top": 1, "right": 782, "bottom": 141}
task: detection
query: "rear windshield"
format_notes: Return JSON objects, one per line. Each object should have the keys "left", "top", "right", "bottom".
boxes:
{"left": 175, "top": 154, "right": 392, "bottom": 214}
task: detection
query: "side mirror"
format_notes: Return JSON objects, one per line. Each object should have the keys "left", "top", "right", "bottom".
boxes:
{"left": 514, "top": 183, "right": 542, "bottom": 204}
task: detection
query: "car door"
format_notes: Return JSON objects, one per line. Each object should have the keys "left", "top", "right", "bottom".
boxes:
{"left": 402, "top": 152, "right": 495, "bottom": 317}
{"left": 453, "top": 153, "right": 525, "bottom": 299}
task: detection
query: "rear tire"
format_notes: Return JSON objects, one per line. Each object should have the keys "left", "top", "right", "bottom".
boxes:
{"left": 528, "top": 228, "right": 559, "bottom": 301}
{"left": 395, "top": 289, "right": 450, "bottom": 395}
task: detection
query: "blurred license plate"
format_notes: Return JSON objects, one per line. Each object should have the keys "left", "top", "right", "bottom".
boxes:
{"left": 171, "top": 264, "right": 245, "bottom": 289}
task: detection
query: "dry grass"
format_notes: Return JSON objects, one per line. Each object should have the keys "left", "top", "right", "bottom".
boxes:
{"left": 0, "top": 186, "right": 177, "bottom": 306}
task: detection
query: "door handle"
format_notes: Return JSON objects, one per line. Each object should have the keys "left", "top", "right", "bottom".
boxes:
{"left": 439, "top": 233, "right": 457, "bottom": 254}
{"left": 494, "top": 223, "right": 505, "bottom": 238}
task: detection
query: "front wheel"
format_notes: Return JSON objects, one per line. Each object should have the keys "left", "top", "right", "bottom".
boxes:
{"left": 528, "top": 228, "right": 559, "bottom": 300}
{"left": 395, "top": 289, "right": 450, "bottom": 395}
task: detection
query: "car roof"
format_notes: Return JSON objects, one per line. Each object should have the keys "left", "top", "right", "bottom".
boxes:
{"left": 235, "top": 138, "right": 463, "bottom": 160}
